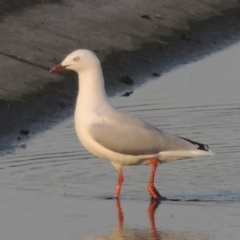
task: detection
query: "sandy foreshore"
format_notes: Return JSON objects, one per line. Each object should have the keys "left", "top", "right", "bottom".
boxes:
{"left": 0, "top": 0, "right": 240, "bottom": 152}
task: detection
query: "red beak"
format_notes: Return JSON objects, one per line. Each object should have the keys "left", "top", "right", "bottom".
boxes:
{"left": 49, "top": 64, "right": 67, "bottom": 73}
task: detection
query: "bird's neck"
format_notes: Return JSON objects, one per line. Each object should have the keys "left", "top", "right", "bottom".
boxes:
{"left": 76, "top": 65, "right": 112, "bottom": 114}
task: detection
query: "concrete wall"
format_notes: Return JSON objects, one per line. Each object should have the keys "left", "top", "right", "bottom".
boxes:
{"left": 0, "top": 0, "right": 239, "bottom": 100}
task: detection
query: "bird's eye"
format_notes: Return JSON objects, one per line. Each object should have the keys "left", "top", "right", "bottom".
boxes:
{"left": 73, "top": 57, "right": 80, "bottom": 62}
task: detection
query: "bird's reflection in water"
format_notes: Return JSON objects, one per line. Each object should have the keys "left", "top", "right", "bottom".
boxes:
{"left": 115, "top": 198, "right": 160, "bottom": 239}
{"left": 88, "top": 199, "right": 209, "bottom": 240}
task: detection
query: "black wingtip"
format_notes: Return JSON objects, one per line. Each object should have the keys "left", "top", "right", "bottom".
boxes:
{"left": 180, "top": 137, "right": 210, "bottom": 152}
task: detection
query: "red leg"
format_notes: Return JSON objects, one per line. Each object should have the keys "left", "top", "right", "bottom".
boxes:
{"left": 115, "top": 168, "right": 124, "bottom": 198}
{"left": 147, "top": 158, "right": 162, "bottom": 199}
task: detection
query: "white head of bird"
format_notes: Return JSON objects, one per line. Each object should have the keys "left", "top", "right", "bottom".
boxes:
{"left": 50, "top": 49, "right": 100, "bottom": 74}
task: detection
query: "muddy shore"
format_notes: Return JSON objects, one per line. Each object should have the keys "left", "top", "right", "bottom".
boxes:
{"left": 0, "top": 0, "right": 240, "bottom": 152}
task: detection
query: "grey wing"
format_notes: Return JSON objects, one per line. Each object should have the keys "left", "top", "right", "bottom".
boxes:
{"left": 88, "top": 114, "right": 204, "bottom": 156}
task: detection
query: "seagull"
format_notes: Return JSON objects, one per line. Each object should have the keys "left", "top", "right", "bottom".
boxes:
{"left": 50, "top": 49, "right": 213, "bottom": 200}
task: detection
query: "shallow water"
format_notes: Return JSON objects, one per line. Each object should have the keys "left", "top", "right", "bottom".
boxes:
{"left": 1, "top": 42, "right": 240, "bottom": 239}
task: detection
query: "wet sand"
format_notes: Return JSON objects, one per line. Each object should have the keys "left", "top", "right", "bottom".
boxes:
{"left": 1, "top": 42, "right": 240, "bottom": 239}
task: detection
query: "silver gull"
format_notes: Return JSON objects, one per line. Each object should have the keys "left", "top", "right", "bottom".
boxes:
{"left": 50, "top": 49, "right": 213, "bottom": 199}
